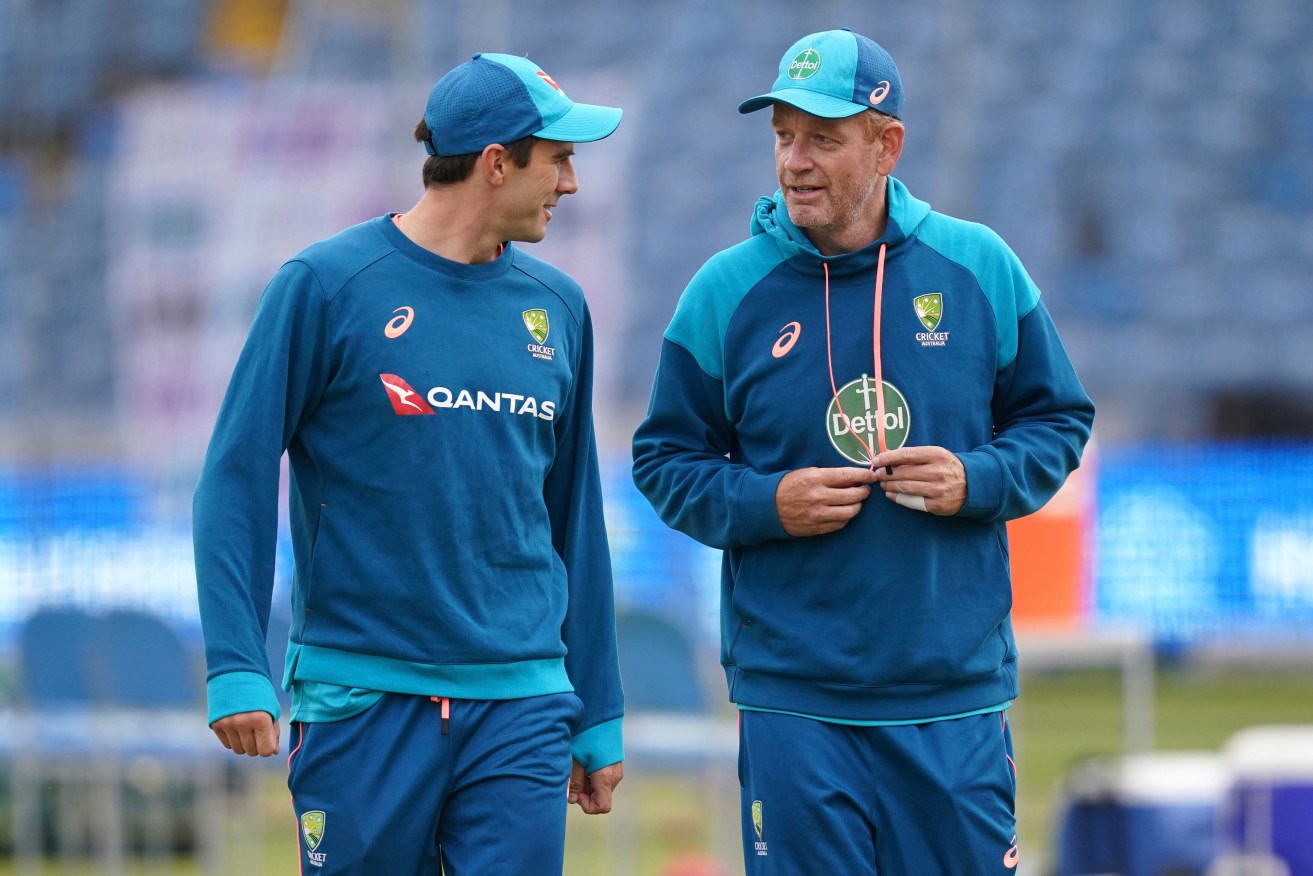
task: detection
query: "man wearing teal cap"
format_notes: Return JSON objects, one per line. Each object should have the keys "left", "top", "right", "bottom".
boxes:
{"left": 634, "top": 28, "right": 1093, "bottom": 874}
{"left": 195, "top": 52, "right": 625, "bottom": 873}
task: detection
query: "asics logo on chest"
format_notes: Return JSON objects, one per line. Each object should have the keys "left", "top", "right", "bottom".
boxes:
{"left": 773, "top": 322, "right": 801, "bottom": 358}
{"left": 384, "top": 306, "right": 414, "bottom": 339}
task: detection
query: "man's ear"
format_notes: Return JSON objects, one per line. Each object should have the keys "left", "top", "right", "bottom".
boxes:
{"left": 877, "top": 123, "right": 904, "bottom": 177}
{"left": 480, "top": 143, "right": 509, "bottom": 185}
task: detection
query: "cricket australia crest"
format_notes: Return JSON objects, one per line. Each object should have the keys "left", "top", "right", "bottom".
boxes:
{"left": 522, "top": 309, "right": 549, "bottom": 344}
{"left": 913, "top": 293, "right": 949, "bottom": 346}
{"left": 752, "top": 799, "right": 768, "bottom": 855}
{"left": 301, "top": 810, "right": 325, "bottom": 851}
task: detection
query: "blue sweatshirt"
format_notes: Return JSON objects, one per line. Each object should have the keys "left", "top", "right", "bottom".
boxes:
{"left": 632, "top": 179, "right": 1094, "bottom": 722}
{"left": 194, "top": 215, "right": 623, "bottom": 771}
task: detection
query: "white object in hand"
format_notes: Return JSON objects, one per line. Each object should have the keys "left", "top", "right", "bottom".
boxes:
{"left": 894, "top": 493, "right": 928, "bottom": 513}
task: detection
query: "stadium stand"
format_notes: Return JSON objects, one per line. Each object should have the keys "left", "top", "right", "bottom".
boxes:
{"left": 2, "top": 2, "right": 1313, "bottom": 872}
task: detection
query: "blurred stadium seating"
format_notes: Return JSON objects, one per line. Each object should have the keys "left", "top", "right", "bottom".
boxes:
{"left": 2, "top": 1, "right": 1313, "bottom": 873}
{"left": 615, "top": 609, "right": 738, "bottom": 872}
{"left": 5, "top": 605, "right": 226, "bottom": 870}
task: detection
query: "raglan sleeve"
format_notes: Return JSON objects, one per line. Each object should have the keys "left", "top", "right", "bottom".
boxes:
{"left": 193, "top": 260, "right": 331, "bottom": 726}
{"left": 631, "top": 267, "right": 789, "bottom": 551}
{"left": 954, "top": 237, "right": 1095, "bottom": 521}
{"left": 543, "top": 300, "right": 624, "bottom": 773}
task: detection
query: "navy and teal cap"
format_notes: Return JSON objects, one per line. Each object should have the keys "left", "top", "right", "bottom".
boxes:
{"left": 739, "top": 29, "right": 903, "bottom": 120}
{"left": 423, "top": 52, "right": 622, "bottom": 157}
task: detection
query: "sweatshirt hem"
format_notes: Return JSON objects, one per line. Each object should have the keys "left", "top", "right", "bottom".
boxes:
{"left": 724, "top": 662, "right": 1018, "bottom": 723}
{"left": 292, "top": 644, "right": 573, "bottom": 700}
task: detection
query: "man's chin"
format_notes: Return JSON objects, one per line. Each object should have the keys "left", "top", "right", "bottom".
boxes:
{"left": 784, "top": 202, "right": 825, "bottom": 229}
{"left": 508, "top": 227, "right": 548, "bottom": 245}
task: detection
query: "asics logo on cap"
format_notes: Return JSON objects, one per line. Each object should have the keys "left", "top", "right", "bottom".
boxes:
{"left": 869, "top": 81, "right": 891, "bottom": 106}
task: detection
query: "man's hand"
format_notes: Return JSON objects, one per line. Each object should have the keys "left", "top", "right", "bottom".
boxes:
{"left": 871, "top": 446, "right": 967, "bottom": 516}
{"left": 569, "top": 760, "right": 623, "bottom": 814}
{"left": 776, "top": 467, "right": 879, "bottom": 536}
{"left": 211, "top": 710, "right": 280, "bottom": 757}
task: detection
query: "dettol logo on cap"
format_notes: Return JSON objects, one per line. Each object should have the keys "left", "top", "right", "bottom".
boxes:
{"left": 787, "top": 48, "right": 821, "bottom": 80}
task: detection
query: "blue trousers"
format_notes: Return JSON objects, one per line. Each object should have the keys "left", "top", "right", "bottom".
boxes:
{"left": 738, "top": 709, "right": 1019, "bottom": 875}
{"left": 287, "top": 691, "right": 582, "bottom": 875}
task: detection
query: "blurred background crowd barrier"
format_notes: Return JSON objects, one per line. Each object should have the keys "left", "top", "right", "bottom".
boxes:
{"left": 2, "top": 0, "right": 1313, "bottom": 873}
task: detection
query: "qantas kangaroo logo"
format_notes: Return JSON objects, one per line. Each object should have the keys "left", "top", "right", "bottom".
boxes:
{"left": 379, "top": 374, "right": 435, "bottom": 415}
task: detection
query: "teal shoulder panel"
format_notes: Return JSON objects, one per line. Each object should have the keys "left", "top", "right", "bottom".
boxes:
{"left": 665, "top": 235, "right": 788, "bottom": 381}
{"left": 915, "top": 212, "right": 1041, "bottom": 371}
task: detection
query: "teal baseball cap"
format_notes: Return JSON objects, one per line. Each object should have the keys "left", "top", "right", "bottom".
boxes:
{"left": 739, "top": 29, "right": 903, "bottom": 120}
{"left": 423, "top": 53, "right": 623, "bottom": 157}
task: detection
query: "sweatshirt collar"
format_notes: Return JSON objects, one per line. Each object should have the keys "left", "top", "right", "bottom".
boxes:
{"left": 376, "top": 214, "right": 516, "bottom": 280}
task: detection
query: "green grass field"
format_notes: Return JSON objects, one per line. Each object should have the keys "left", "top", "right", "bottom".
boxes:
{"left": 3, "top": 666, "right": 1311, "bottom": 875}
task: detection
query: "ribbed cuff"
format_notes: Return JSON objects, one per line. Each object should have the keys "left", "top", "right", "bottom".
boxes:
{"left": 571, "top": 717, "right": 624, "bottom": 773}
{"left": 207, "top": 671, "right": 282, "bottom": 725}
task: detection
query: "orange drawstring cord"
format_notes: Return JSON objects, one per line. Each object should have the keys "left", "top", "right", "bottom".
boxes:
{"left": 432, "top": 696, "right": 450, "bottom": 735}
{"left": 823, "top": 245, "right": 892, "bottom": 474}
{"left": 871, "top": 244, "right": 893, "bottom": 474}
{"left": 824, "top": 261, "right": 875, "bottom": 468}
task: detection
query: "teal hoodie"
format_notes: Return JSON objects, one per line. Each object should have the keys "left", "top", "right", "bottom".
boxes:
{"left": 633, "top": 178, "right": 1094, "bottom": 721}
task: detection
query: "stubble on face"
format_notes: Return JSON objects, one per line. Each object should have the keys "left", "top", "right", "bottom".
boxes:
{"left": 772, "top": 105, "right": 888, "bottom": 254}
{"left": 782, "top": 168, "right": 880, "bottom": 235}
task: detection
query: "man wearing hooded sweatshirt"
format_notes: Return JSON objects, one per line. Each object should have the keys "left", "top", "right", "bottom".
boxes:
{"left": 632, "top": 28, "right": 1094, "bottom": 876}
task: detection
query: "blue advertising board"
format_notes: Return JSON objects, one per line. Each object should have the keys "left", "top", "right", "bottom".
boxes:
{"left": 1095, "top": 445, "right": 1313, "bottom": 643}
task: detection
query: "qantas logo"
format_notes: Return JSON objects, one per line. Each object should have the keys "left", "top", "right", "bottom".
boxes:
{"left": 379, "top": 373, "right": 556, "bottom": 421}
{"left": 380, "top": 374, "right": 435, "bottom": 415}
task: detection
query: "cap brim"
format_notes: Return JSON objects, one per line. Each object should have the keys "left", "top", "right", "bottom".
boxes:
{"left": 738, "top": 88, "right": 868, "bottom": 118}
{"left": 536, "top": 103, "right": 623, "bottom": 143}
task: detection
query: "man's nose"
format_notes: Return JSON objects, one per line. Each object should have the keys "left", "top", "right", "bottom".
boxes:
{"left": 558, "top": 162, "right": 579, "bottom": 195}
{"left": 782, "top": 143, "right": 813, "bottom": 172}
